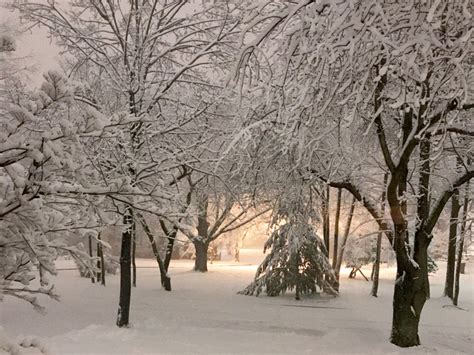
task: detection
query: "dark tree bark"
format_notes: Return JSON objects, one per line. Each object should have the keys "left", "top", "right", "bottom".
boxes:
{"left": 390, "top": 225, "right": 429, "bottom": 347}
{"left": 371, "top": 173, "right": 387, "bottom": 297}
{"left": 116, "top": 208, "right": 133, "bottom": 328}
{"left": 97, "top": 234, "right": 106, "bottom": 286}
{"left": 454, "top": 181, "right": 470, "bottom": 306}
{"left": 164, "top": 228, "right": 177, "bottom": 271}
{"left": 444, "top": 189, "right": 460, "bottom": 299}
{"left": 159, "top": 220, "right": 178, "bottom": 272}
{"left": 161, "top": 181, "right": 192, "bottom": 272}
{"left": 194, "top": 240, "right": 209, "bottom": 272}
{"left": 332, "top": 188, "right": 342, "bottom": 269}
{"left": 88, "top": 234, "right": 95, "bottom": 284}
{"left": 131, "top": 220, "right": 137, "bottom": 288}
{"left": 194, "top": 194, "right": 210, "bottom": 272}
{"left": 323, "top": 185, "right": 330, "bottom": 255}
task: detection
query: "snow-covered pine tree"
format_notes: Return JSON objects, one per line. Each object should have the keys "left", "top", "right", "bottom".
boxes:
{"left": 241, "top": 179, "right": 337, "bottom": 299}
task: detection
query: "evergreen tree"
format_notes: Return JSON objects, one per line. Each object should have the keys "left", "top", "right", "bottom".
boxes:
{"left": 240, "top": 180, "right": 337, "bottom": 299}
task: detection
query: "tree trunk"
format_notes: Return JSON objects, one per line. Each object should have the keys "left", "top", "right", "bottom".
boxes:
{"left": 323, "top": 185, "right": 330, "bottom": 255}
{"left": 332, "top": 188, "right": 342, "bottom": 269}
{"left": 334, "top": 195, "right": 356, "bottom": 283}
{"left": 159, "top": 219, "right": 178, "bottom": 272}
{"left": 390, "top": 228, "right": 429, "bottom": 347}
{"left": 194, "top": 240, "right": 209, "bottom": 272}
{"left": 164, "top": 229, "right": 177, "bottom": 271}
{"left": 371, "top": 232, "right": 383, "bottom": 294}
{"left": 194, "top": 194, "right": 210, "bottom": 272}
{"left": 371, "top": 173, "right": 387, "bottom": 297}
{"left": 444, "top": 190, "right": 460, "bottom": 299}
{"left": 131, "top": 219, "right": 137, "bottom": 288}
{"left": 139, "top": 215, "right": 171, "bottom": 291}
{"left": 88, "top": 234, "right": 95, "bottom": 284}
{"left": 97, "top": 234, "right": 106, "bottom": 286}
{"left": 116, "top": 209, "right": 133, "bottom": 328}
{"left": 454, "top": 181, "right": 470, "bottom": 306}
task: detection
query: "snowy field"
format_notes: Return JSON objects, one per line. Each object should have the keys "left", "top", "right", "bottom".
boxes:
{"left": 1, "top": 250, "right": 473, "bottom": 354}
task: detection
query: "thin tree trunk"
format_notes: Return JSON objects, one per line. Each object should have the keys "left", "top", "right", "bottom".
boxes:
{"left": 97, "top": 233, "right": 106, "bottom": 286}
{"left": 323, "top": 185, "right": 330, "bottom": 255}
{"left": 371, "top": 173, "right": 388, "bottom": 297}
{"left": 454, "top": 181, "right": 470, "bottom": 306}
{"left": 131, "top": 219, "right": 137, "bottom": 288}
{"left": 334, "top": 195, "right": 356, "bottom": 282}
{"left": 332, "top": 188, "right": 342, "bottom": 269}
{"left": 88, "top": 234, "right": 95, "bottom": 284}
{"left": 116, "top": 208, "right": 133, "bottom": 328}
{"left": 444, "top": 190, "right": 460, "bottom": 299}
{"left": 159, "top": 219, "right": 178, "bottom": 272}
{"left": 139, "top": 214, "right": 171, "bottom": 291}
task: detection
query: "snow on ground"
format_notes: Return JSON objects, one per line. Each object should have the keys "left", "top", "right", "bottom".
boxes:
{"left": 1, "top": 249, "right": 473, "bottom": 354}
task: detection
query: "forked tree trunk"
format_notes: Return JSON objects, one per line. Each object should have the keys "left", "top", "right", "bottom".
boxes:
{"left": 390, "top": 224, "right": 430, "bottom": 347}
{"left": 117, "top": 209, "right": 133, "bottom": 327}
{"left": 194, "top": 240, "right": 209, "bottom": 272}
{"left": 444, "top": 190, "right": 460, "bottom": 299}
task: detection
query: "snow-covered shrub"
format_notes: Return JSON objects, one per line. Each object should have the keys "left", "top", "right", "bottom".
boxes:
{"left": 343, "top": 236, "right": 375, "bottom": 269}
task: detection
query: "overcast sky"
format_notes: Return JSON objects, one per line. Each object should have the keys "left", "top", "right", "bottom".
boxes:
{"left": 1, "top": 0, "right": 61, "bottom": 85}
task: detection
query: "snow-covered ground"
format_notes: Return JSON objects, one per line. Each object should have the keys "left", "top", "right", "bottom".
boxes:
{"left": 1, "top": 250, "right": 473, "bottom": 354}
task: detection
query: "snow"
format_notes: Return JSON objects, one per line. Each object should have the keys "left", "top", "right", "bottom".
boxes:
{"left": 1, "top": 250, "right": 473, "bottom": 354}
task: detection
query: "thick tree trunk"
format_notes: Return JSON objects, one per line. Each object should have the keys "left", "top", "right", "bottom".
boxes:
{"left": 116, "top": 209, "right": 133, "bottom": 328}
{"left": 194, "top": 241, "right": 209, "bottom": 272}
{"left": 390, "top": 226, "right": 429, "bottom": 347}
{"left": 444, "top": 191, "right": 460, "bottom": 299}
{"left": 332, "top": 188, "right": 342, "bottom": 269}
{"left": 194, "top": 194, "right": 210, "bottom": 272}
